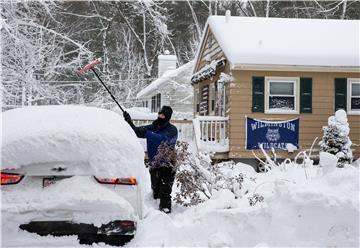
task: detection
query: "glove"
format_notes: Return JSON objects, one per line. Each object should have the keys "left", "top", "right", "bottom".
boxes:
{"left": 123, "top": 111, "right": 132, "bottom": 122}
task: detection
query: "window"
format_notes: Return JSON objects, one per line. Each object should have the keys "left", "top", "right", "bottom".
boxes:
{"left": 348, "top": 79, "right": 360, "bottom": 114}
{"left": 156, "top": 93, "right": 161, "bottom": 112}
{"left": 151, "top": 93, "right": 161, "bottom": 112}
{"left": 195, "top": 88, "right": 199, "bottom": 113}
{"left": 200, "top": 85, "right": 209, "bottom": 115}
{"left": 265, "top": 77, "right": 299, "bottom": 114}
{"left": 151, "top": 96, "right": 156, "bottom": 112}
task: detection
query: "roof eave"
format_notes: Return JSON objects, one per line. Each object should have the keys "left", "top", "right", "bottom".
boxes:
{"left": 231, "top": 63, "right": 360, "bottom": 73}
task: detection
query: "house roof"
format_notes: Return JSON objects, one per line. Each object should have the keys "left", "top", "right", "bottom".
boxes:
{"left": 201, "top": 16, "right": 359, "bottom": 69}
{"left": 137, "top": 60, "right": 194, "bottom": 99}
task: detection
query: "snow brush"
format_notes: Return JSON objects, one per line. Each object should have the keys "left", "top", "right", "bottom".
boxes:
{"left": 79, "top": 58, "right": 125, "bottom": 113}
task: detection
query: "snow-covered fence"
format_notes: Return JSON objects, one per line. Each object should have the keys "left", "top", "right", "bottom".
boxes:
{"left": 133, "top": 119, "right": 194, "bottom": 142}
{"left": 193, "top": 116, "right": 229, "bottom": 153}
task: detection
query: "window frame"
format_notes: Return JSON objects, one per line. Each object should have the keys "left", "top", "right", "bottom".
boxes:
{"left": 265, "top": 77, "right": 300, "bottom": 114}
{"left": 156, "top": 93, "right": 161, "bottom": 112}
{"left": 347, "top": 78, "right": 360, "bottom": 115}
{"left": 151, "top": 96, "right": 156, "bottom": 112}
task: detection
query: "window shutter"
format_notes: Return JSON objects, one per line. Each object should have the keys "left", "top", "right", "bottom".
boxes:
{"left": 300, "top": 78, "right": 312, "bottom": 113}
{"left": 334, "top": 78, "right": 347, "bottom": 111}
{"left": 252, "top": 77, "right": 264, "bottom": 112}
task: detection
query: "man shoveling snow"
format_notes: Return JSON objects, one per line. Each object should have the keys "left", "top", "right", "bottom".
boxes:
{"left": 123, "top": 106, "right": 178, "bottom": 214}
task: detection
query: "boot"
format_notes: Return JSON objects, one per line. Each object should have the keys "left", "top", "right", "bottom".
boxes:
{"left": 159, "top": 206, "right": 171, "bottom": 214}
{"left": 159, "top": 197, "right": 171, "bottom": 214}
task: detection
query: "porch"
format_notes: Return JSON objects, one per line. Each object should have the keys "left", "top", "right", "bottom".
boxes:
{"left": 133, "top": 116, "right": 229, "bottom": 159}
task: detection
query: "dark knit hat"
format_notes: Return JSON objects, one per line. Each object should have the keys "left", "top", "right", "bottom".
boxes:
{"left": 159, "top": 105, "right": 173, "bottom": 121}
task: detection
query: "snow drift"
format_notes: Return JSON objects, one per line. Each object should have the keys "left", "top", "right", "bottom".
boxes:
{"left": 130, "top": 164, "right": 359, "bottom": 247}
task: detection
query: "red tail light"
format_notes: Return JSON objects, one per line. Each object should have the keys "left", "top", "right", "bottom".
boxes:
{"left": 94, "top": 176, "right": 137, "bottom": 185}
{"left": 118, "top": 220, "right": 135, "bottom": 227}
{"left": 1, "top": 172, "right": 24, "bottom": 185}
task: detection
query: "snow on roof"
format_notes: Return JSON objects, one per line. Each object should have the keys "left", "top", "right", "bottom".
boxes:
{"left": 137, "top": 60, "right": 194, "bottom": 99}
{"left": 2, "top": 105, "right": 146, "bottom": 178}
{"left": 191, "top": 59, "right": 226, "bottom": 83}
{"left": 205, "top": 16, "right": 359, "bottom": 68}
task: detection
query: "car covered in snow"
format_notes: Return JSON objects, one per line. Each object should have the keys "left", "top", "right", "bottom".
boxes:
{"left": 1, "top": 105, "right": 148, "bottom": 246}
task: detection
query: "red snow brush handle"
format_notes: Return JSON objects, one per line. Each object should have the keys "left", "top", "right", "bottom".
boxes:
{"left": 79, "top": 58, "right": 102, "bottom": 73}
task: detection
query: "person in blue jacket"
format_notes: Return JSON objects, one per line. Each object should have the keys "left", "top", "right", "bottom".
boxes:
{"left": 123, "top": 106, "right": 178, "bottom": 214}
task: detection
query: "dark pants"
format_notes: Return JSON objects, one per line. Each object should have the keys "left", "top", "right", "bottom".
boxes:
{"left": 149, "top": 166, "right": 176, "bottom": 209}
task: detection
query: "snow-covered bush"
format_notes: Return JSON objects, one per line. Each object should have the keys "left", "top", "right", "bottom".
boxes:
{"left": 174, "top": 143, "right": 253, "bottom": 207}
{"left": 174, "top": 142, "right": 214, "bottom": 206}
{"left": 319, "top": 110, "right": 353, "bottom": 168}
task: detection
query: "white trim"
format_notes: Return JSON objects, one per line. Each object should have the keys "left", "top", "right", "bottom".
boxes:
{"left": 347, "top": 78, "right": 360, "bottom": 115}
{"left": 265, "top": 77, "right": 300, "bottom": 114}
{"left": 232, "top": 63, "right": 359, "bottom": 73}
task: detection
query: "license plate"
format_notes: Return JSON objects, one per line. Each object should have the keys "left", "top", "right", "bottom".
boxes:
{"left": 42, "top": 177, "right": 65, "bottom": 188}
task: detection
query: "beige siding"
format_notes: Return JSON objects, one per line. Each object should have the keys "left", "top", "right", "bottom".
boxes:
{"left": 228, "top": 70, "right": 360, "bottom": 159}
{"left": 194, "top": 28, "right": 225, "bottom": 72}
{"left": 191, "top": 24, "right": 359, "bottom": 161}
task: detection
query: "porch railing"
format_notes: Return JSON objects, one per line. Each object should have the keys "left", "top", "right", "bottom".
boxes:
{"left": 133, "top": 116, "right": 229, "bottom": 153}
{"left": 133, "top": 119, "right": 193, "bottom": 142}
{"left": 193, "top": 116, "right": 229, "bottom": 153}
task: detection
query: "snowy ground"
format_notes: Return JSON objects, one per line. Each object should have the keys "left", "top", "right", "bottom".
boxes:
{"left": 2, "top": 161, "right": 359, "bottom": 247}
{"left": 2, "top": 106, "right": 359, "bottom": 247}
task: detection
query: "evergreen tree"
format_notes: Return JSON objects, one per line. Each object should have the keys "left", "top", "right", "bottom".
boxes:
{"left": 319, "top": 110, "right": 353, "bottom": 168}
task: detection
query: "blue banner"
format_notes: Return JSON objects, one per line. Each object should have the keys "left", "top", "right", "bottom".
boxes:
{"left": 246, "top": 117, "right": 299, "bottom": 150}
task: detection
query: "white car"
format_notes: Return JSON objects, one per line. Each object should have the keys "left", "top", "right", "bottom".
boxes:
{"left": 1, "top": 105, "right": 148, "bottom": 246}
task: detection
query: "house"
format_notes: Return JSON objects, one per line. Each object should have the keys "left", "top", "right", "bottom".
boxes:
{"left": 191, "top": 13, "right": 360, "bottom": 162}
{"left": 136, "top": 51, "right": 194, "bottom": 115}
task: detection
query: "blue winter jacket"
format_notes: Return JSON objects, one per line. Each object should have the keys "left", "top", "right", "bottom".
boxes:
{"left": 131, "top": 121, "right": 178, "bottom": 166}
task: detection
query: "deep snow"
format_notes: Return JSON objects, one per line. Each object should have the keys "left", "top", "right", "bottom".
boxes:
{"left": 128, "top": 163, "right": 359, "bottom": 247}
{"left": 2, "top": 162, "right": 359, "bottom": 247}
{"left": 1, "top": 106, "right": 359, "bottom": 247}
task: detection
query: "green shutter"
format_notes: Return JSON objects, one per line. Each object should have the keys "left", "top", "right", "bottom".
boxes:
{"left": 252, "top": 77, "right": 264, "bottom": 112}
{"left": 334, "top": 78, "right": 347, "bottom": 111}
{"left": 300, "top": 78, "right": 312, "bottom": 113}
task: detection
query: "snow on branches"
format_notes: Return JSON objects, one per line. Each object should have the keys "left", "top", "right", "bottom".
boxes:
{"left": 319, "top": 110, "right": 353, "bottom": 168}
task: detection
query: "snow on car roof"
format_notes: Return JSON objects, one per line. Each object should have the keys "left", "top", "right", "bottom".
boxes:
{"left": 205, "top": 16, "right": 359, "bottom": 68}
{"left": 2, "top": 105, "right": 146, "bottom": 178}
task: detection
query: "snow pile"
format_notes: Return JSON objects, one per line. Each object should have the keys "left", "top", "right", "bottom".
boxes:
{"left": 319, "top": 151, "right": 338, "bottom": 174}
{"left": 122, "top": 107, "right": 158, "bottom": 120}
{"left": 129, "top": 162, "right": 359, "bottom": 247}
{"left": 2, "top": 105, "right": 146, "bottom": 179}
{"left": 114, "top": 107, "right": 193, "bottom": 120}
{"left": 286, "top": 143, "right": 298, "bottom": 152}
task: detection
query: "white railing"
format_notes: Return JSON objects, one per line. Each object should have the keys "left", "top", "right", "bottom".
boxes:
{"left": 193, "top": 116, "right": 229, "bottom": 153}
{"left": 133, "top": 119, "right": 194, "bottom": 142}
{"left": 133, "top": 116, "right": 229, "bottom": 153}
